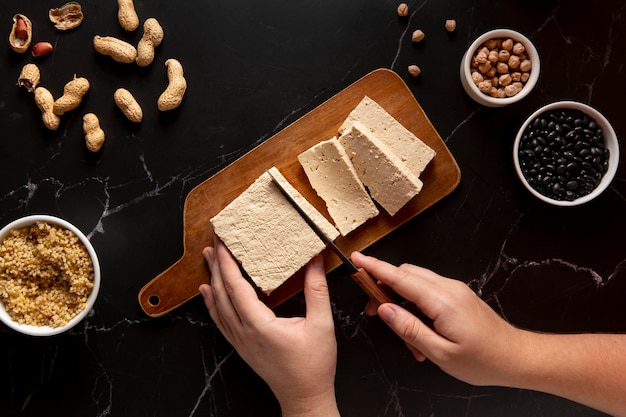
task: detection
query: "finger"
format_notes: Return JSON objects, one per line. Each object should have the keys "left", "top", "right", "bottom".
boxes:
{"left": 212, "top": 237, "right": 276, "bottom": 326}
{"left": 208, "top": 238, "right": 243, "bottom": 328}
{"left": 351, "top": 251, "right": 441, "bottom": 310}
{"left": 377, "top": 303, "right": 451, "bottom": 360}
{"left": 404, "top": 341, "right": 427, "bottom": 362}
{"left": 303, "top": 256, "right": 333, "bottom": 325}
{"left": 200, "top": 247, "right": 218, "bottom": 311}
{"left": 198, "top": 277, "right": 216, "bottom": 314}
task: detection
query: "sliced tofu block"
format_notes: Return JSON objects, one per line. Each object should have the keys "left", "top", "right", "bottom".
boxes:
{"left": 298, "top": 137, "right": 379, "bottom": 236}
{"left": 210, "top": 167, "right": 339, "bottom": 294}
{"left": 339, "top": 96, "right": 436, "bottom": 177}
{"left": 339, "top": 121, "right": 423, "bottom": 216}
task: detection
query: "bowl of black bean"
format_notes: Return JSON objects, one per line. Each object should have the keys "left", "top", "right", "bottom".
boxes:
{"left": 514, "top": 101, "right": 619, "bottom": 206}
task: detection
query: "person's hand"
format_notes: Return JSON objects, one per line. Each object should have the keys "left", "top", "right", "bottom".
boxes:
{"left": 199, "top": 237, "right": 339, "bottom": 417}
{"left": 352, "top": 251, "right": 524, "bottom": 387}
{"left": 352, "top": 252, "right": 626, "bottom": 416}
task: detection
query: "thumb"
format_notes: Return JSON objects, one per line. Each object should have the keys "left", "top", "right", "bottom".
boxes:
{"left": 378, "top": 303, "right": 448, "bottom": 359}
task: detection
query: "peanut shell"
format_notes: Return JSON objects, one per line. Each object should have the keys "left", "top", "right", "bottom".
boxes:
{"left": 117, "top": 0, "right": 139, "bottom": 31}
{"left": 49, "top": 2, "right": 84, "bottom": 30}
{"left": 53, "top": 76, "right": 90, "bottom": 115}
{"left": 83, "top": 113, "right": 105, "bottom": 152}
{"left": 136, "top": 18, "right": 164, "bottom": 67}
{"left": 114, "top": 88, "right": 143, "bottom": 122}
{"left": 9, "top": 14, "right": 32, "bottom": 53}
{"left": 18, "top": 63, "right": 41, "bottom": 93}
{"left": 93, "top": 35, "right": 138, "bottom": 63}
{"left": 157, "top": 59, "right": 187, "bottom": 111}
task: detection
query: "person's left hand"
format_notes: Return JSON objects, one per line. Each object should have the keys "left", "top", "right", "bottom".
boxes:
{"left": 199, "top": 237, "right": 339, "bottom": 417}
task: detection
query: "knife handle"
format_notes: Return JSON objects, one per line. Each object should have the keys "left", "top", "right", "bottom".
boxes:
{"left": 350, "top": 267, "right": 395, "bottom": 304}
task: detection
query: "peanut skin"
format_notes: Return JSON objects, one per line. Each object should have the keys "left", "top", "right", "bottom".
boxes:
{"left": 53, "top": 76, "right": 90, "bottom": 116}
{"left": 83, "top": 113, "right": 105, "bottom": 152}
{"left": 93, "top": 35, "right": 138, "bottom": 63}
{"left": 114, "top": 88, "right": 143, "bottom": 122}
{"left": 117, "top": 0, "right": 139, "bottom": 31}
{"left": 34, "top": 87, "right": 60, "bottom": 130}
{"left": 157, "top": 59, "right": 187, "bottom": 111}
{"left": 136, "top": 18, "right": 164, "bottom": 67}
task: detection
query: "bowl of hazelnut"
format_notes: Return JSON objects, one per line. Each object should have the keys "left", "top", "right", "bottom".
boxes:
{"left": 460, "top": 28, "right": 540, "bottom": 107}
{"left": 0, "top": 215, "right": 100, "bottom": 336}
{"left": 513, "top": 101, "right": 620, "bottom": 206}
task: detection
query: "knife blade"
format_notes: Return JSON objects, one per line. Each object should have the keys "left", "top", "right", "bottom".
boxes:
{"left": 267, "top": 170, "right": 394, "bottom": 304}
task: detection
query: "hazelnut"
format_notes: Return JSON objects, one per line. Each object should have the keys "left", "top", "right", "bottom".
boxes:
{"left": 397, "top": 3, "right": 408, "bottom": 17}
{"left": 512, "top": 42, "right": 525, "bottom": 55}
{"left": 498, "top": 49, "right": 510, "bottom": 62}
{"left": 471, "top": 71, "right": 484, "bottom": 84}
{"left": 445, "top": 19, "right": 456, "bottom": 32}
{"left": 502, "top": 38, "right": 514, "bottom": 51}
{"left": 411, "top": 29, "right": 425, "bottom": 42}
{"left": 519, "top": 59, "right": 532, "bottom": 72}
{"left": 408, "top": 64, "right": 421, "bottom": 77}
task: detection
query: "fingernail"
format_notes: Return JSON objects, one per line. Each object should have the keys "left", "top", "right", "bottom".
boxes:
{"left": 312, "top": 255, "right": 324, "bottom": 270}
{"left": 202, "top": 247, "right": 214, "bottom": 264}
{"left": 351, "top": 251, "right": 364, "bottom": 261}
{"left": 378, "top": 304, "right": 395, "bottom": 322}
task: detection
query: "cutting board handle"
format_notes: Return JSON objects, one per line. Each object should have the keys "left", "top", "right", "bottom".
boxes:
{"left": 138, "top": 253, "right": 209, "bottom": 317}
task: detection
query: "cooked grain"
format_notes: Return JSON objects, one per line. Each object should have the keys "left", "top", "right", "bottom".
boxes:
{"left": 0, "top": 221, "right": 94, "bottom": 328}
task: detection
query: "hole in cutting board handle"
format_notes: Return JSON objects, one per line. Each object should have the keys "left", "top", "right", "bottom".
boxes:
{"left": 148, "top": 295, "right": 160, "bottom": 307}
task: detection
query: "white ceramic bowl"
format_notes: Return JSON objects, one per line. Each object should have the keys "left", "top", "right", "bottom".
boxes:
{"left": 513, "top": 101, "right": 620, "bottom": 206}
{"left": 460, "top": 28, "right": 540, "bottom": 107}
{"left": 0, "top": 215, "right": 100, "bottom": 336}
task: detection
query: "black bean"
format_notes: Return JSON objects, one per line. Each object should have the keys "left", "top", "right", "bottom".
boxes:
{"left": 518, "top": 107, "right": 610, "bottom": 201}
{"left": 566, "top": 162, "right": 580, "bottom": 172}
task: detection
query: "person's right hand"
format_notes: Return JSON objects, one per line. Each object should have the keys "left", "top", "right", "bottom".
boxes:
{"left": 352, "top": 252, "right": 626, "bottom": 417}
{"left": 351, "top": 251, "right": 524, "bottom": 388}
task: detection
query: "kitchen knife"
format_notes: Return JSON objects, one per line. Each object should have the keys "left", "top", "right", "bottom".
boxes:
{"left": 267, "top": 170, "right": 395, "bottom": 304}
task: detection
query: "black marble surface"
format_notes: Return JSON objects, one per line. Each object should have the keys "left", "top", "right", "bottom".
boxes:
{"left": 1, "top": 0, "right": 624, "bottom": 416}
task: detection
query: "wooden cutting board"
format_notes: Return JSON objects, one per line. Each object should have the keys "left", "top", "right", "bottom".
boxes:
{"left": 138, "top": 68, "right": 461, "bottom": 317}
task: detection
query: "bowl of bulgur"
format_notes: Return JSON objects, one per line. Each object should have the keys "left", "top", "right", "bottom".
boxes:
{"left": 0, "top": 215, "right": 100, "bottom": 336}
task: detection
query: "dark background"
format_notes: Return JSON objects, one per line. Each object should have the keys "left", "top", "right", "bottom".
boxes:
{"left": 1, "top": 0, "right": 625, "bottom": 416}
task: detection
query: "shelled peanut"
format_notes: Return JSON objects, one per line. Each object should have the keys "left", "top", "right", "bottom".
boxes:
{"left": 32, "top": 42, "right": 54, "bottom": 58}
{"left": 470, "top": 37, "right": 532, "bottom": 98}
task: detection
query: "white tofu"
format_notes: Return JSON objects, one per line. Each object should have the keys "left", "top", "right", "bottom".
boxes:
{"left": 298, "top": 137, "right": 379, "bottom": 236}
{"left": 339, "top": 122, "right": 423, "bottom": 216}
{"left": 210, "top": 167, "right": 339, "bottom": 294}
{"left": 339, "top": 96, "right": 436, "bottom": 177}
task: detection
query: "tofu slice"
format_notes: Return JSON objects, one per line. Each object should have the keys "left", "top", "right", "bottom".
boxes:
{"left": 298, "top": 137, "right": 379, "bottom": 236}
{"left": 339, "top": 96, "right": 436, "bottom": 177}
{"left": 339, "top": 122, "right": 423, "bottom": 216}
{"left": 210, "top": 167, "right": 339, "bottom": 294}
